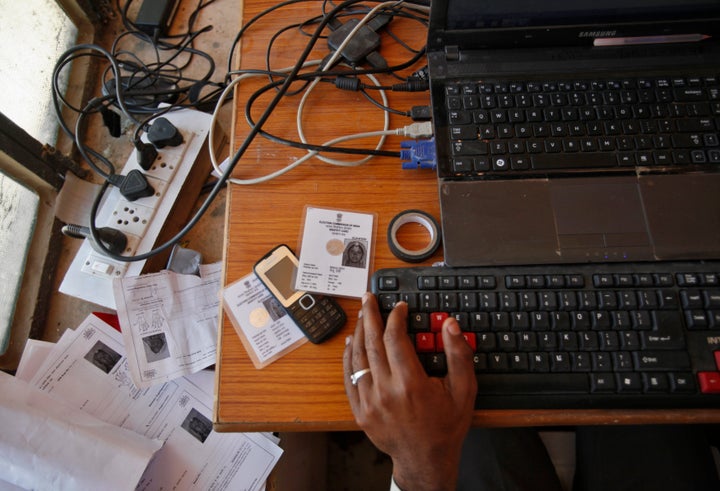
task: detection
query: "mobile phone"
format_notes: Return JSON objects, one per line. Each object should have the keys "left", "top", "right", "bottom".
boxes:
{"left": 253, "top": 244, "right": 347, "bottom": 344}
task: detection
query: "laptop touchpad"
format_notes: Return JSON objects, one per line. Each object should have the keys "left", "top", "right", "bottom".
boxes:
{"left": 550, "top": 177, "right": 652, "bottom": 254}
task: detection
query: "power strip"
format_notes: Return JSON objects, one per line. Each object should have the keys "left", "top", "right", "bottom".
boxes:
{"left": 59, "top": 108, "right": 219, "bottom": 309}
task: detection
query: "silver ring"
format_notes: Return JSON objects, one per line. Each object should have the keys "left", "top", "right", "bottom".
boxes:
{"left": 350, "top": 368, "right": 372, "bottom": 385}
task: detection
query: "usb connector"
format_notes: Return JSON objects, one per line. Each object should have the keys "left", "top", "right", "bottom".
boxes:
{"left": 398, "top": 121, "right": 433, "bottom": 138}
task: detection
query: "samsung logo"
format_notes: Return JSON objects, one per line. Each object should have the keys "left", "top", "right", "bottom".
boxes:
{"left": 579, "top": 30, "right": 617, "bottom": 38}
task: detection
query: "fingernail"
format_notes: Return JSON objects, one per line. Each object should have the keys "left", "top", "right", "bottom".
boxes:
{"left": 444, "top": 318, "right": 461, "bottom": 335}
{"left": 362, "top": 292, "right": 371, "bottom": 304}
{"left": 345, "top": 335, "right": 352, "bottom": 346}
{"left": 357, "top": 309, "right": 363, "bottom": 319}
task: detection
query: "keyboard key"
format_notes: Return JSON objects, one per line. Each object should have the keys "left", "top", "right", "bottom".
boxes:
{"left": 698, "top": 371, "right": 720, "bottom": 393}
{"left": 617, "top": 372, "right": 643, "bottom": 392}
{"left": 632, "top": 350, "right": 691, "bottom": 371}
{"left": 643, "top": 372, "right": 670, "bottom": 392}
{"left": 476, "top": 373, "right": 589, "bottom": 393}
{"left": 415, "top": 332, "right": 435, "bottom": 352}
{"left": 591, "top": 373, "right": 616, "bottom": 392}
{"left": 430, "top": 312, "right": 448, "bottom": 332}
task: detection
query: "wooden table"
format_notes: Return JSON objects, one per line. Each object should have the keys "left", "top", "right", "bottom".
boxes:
{"left": 213, "top": 0, "right": 720, "bottom": 432}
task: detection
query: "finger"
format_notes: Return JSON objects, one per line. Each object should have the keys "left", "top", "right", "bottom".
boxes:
{"left": 441, "top": 317, "right": 478, "bottom": 405}
{"left": 343, "top": 334, "right": 361, "bottom": 411}
{"left": 351, "top": 312, "right": 372, "bottom": 387}
{"left": 383, "top": 301, "right": 425, "bottom": 378}
{"left": 360, "top": 292, "right": 391, "bottom": 379}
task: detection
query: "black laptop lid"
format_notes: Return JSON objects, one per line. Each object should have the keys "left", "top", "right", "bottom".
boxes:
{"left": 429, "top": 0, "right": 720, "bottom": 268}
{"left": 429, "top": 0, "right": 720, "bottom": 52}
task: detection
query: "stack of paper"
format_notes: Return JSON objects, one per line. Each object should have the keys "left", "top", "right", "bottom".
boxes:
{"left": 2, "top": 313, "right": 283, "bottom": 490}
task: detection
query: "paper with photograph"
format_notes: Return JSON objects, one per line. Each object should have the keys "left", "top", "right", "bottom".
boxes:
{"left": 27, "top": 314, "right": 282, "bottom": 491}
{"left": 112, "top": 262, "right": 222, "bottom": 388}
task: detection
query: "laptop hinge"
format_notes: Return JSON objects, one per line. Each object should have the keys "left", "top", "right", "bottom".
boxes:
{"left": 445, "top": 45, "right": 459, "bottom": 61}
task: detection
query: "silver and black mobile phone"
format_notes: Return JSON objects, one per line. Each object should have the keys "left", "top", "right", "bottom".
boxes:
{"left": 253, "top": 244, "right": 346, "bottom": 344}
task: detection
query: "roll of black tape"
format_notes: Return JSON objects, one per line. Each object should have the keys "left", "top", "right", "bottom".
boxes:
{"left": 387, "top": 209, "right": 441, "bottom": 263}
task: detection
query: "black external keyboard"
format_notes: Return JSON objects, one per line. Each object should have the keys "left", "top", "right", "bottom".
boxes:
{"left": 372, "top": 261, "right": 720, "bottom": 409}
{"left": 439, "top": 75, "right": 720, "bottom": 178}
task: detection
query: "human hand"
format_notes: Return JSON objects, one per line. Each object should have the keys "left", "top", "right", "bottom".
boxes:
{"left": 343, "top": 293, "right": 477, "bottom": 491}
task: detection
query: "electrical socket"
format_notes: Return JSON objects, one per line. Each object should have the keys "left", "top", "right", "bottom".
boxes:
{"left": 125, "top": 132, "right": 194, "bottom": 182}
{"left": 135, "top": 175, "right": 168, "bottom": 210}
{"left": 143, "top": 133, "right": 194, "bottom": 182}
{"left": 59, "top": 108, "right": 219, "bottom": 309}
{"left": 109, "top": 200, "right": 156, "bottom": 238}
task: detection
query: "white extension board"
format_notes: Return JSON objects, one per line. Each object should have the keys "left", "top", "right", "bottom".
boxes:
{"left": 60, "top": 108, "right": 214, "bottom": 309}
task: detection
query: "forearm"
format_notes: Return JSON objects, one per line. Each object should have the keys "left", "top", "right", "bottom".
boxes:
{"left": 391, "top": 450, "right": 460, "bottom": 491}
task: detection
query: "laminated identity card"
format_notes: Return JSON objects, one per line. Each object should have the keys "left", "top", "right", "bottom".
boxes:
{"left": 295, "top": 206, "right": 376, "bottom": 299}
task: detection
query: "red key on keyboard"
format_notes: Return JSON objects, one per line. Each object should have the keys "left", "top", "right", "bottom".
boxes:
{"left": 462, "top": 332, "right": 477, "bottom": 351}
{"left": 415, "top": 332, "right": 435, "bottom": 352}
{"left": 430, "top": 312, "right": 449, "bottom": 332}
{"left": 698, "top": 371, "right": 720, "bottom": 394}
{"left": 435, "top": 332, "right": 477, "bottom": 352}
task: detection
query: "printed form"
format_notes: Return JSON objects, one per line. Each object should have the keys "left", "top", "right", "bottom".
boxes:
{"left": 24, "top": 314, "right": 282, "bottom": 491}
{"left": 112, "top": 262, "right": 222, "bottom": 388}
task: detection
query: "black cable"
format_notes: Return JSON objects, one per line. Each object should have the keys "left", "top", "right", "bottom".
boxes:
{"left": 226, "top": 0, "right": 325, "bottom": 78}
{"left": 360, "top": 89, "right": 410, "bottom": 116}
{"left": 242, "top": 76, "right": 400, "bottom": 157}
{"left": 109, "top": 24, "right": 218, "bottom": 112}
{"left": 239, "top": 46, "right": 428, "bottom": 155}
{"left": 90, "top": 0, "right": 382, "bottom": 262}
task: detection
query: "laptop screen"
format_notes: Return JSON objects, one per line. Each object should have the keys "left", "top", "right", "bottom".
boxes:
{"left": 430, "top": 0, "right": 720, "bottom": 49}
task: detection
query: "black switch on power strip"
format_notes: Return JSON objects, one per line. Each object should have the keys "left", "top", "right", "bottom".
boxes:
{"left": 135, "top": 0, "right": 179, "bottom": 37}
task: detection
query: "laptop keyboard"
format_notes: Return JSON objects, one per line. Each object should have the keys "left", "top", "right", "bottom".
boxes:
{"left": 372, "top": 261, "right": 720, "bottom": 409}
{"left": 441, "top": 75, "right": 720, "bottom": 178}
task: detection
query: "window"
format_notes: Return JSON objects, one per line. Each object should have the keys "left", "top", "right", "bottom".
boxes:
{"left": 0, "top": 0, "right": 97, "bottom": 369}
{"left": 0, "top": 0, "right": 78, "bottom": 145}
{"left": 0, "top": 171, "right": 40, "bottom": 354}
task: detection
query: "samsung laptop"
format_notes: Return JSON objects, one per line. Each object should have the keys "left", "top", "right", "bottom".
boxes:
{"left": 428, "top": 0, "right": 720, "bottom": 267}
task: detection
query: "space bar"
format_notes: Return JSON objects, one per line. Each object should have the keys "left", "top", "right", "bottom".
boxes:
{"left": 476, "top": 373, "right": 590, "bottom": 394}
{"left": 531, "top": 153, "right": 618, "bottom": 170}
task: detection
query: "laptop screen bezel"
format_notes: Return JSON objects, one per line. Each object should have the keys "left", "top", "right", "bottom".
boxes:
{"left": 428, "top": 0, "right": 720, "bottom": 51}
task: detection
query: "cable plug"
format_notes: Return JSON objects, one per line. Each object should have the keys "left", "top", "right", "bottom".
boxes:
{"left": 135, "top": 141, "right": 158, "bottom": 170}
{"left": 148, "top": 117, "right": 183, "bottom": 148}
{"left": 398, "top": 122, "right": 433, "bottom": 138}
{"left": 391, "top": 80, "right": 430, "bottom": 92}
{"left": 61, "top": 223, "right": 128, "bottom": 255}
{"left": 410, "top": 105, "right": 432, "bottom": 121}
{"left": 408, "top": 65, "right": 429, "bottom": 81}
{"left": 108, "top": 170, "right": 155, "bottom": 201}
{"left": 100, "top": 106, "right": 121, "bottom": 137}
{"left": 400, "top": 138, "right": 437, "bottom": 170}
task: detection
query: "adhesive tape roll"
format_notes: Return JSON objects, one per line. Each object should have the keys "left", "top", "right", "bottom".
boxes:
{"left": 387, "top": 209, "right": 441, "bottom": 263}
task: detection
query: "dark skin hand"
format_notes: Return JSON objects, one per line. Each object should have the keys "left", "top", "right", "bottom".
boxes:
{"left": 343, "top": 293, "right": 478, "bottom": 491}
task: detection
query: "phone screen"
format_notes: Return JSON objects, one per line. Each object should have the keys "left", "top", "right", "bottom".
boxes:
{"left": 264, "top": 255, "right": 298, "bottom": 302}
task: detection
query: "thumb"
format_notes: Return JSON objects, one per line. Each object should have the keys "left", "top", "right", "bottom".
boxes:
{"left": 441, "top": 317, "right": 477, "bottom": 401}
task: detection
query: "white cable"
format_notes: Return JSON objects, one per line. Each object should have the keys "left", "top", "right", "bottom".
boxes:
{"left": 296, "top": 1, "right": 406, "bottom": 165}
{"left": 209, "top": 64, "right": 391, "bottom": 184}
{"left": 208, "top": 1, "right": 431, "bottom": 185}
{"left": 208, "top": 61, "right": 322, "bottom": 175}
{"left": 296, "top": 71, "right": 390, "bottom": 167}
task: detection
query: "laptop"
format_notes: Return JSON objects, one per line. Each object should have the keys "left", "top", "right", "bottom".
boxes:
{"left": 428, "top": 0, "right": 720, "bottom": 267}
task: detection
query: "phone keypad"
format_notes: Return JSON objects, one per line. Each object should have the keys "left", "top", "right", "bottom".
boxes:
{"left": 288, "top": 296, "right": 346, "bottom": 342}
